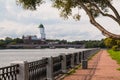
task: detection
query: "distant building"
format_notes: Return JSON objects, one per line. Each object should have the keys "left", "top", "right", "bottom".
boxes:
{"left": 22, "top": 35, "right": 44, "bottom": 44}
{"left": 22, "top": 24, "right": 47, "bottom": 44}
{"left": 38, "top": 24, "right": 46, "bottom": 41}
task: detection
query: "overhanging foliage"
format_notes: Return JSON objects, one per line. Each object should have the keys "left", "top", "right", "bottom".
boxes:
{"left": 16, "top": 0, "right": 120, "bottom": 39}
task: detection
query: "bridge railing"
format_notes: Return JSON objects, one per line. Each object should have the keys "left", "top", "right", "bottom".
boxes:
{"left": 28, "top": 58, "right": 48, "bottom": 80}
{"left": 74, "top": 53, "right": 78, "bottom": 65}
{"left": 0, "top": 64, "right": 19, "bottom": 80}
{"left": 66, "top": 54, "right": 72, "bottom": 69}
{"left": 53, "top": 56, "right": 62, "bottom": 77}
{"left": 0, "top": 48, "right": 100, "bottom": 80}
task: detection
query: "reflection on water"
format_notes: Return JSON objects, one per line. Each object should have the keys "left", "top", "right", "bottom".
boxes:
{"left": 0, "top": 48, "right": 88, "bottom": 67}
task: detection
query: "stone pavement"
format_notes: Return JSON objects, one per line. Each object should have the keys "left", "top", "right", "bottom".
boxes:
{"left": 63, "top": 50, "right": 120, "bottom": 80}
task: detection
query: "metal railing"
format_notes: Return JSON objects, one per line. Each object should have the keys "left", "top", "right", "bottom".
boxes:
{"left": 0, "top": 64, "right": 19, "bottom": 80}
{"left": 79, "top": 52, "right": 81, "bottom": 63}
{"left": 0, "top": 48, "right": 100, "bottom": 80}
{"left": 28, "top": 58, "right": 48, "bottom": 80}
{"left": 83, "top": 49, "right": 99, "bottom": 60}
{"left": 74, "top": 53, "right": 77, "bottom": 65}
{"left": 53, "top": 56, "right": 62, "bottom": 77}
{"left": 66, "top": 54, "right": 72, "bottom": 69}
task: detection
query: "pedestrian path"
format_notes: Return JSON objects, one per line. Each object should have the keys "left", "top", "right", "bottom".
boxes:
{"left": 63, "top": 50, "right": 120, "bottom": 80}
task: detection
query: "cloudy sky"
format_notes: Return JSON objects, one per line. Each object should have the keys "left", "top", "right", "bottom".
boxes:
{"left": 0, "top": 0, "right": 120, "bottom": 41}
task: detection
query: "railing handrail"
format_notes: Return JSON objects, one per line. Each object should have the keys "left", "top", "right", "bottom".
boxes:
{"left": 0, "top": 48, "right": 100, "bottom": 80}
{"left": 0, "top": 64, "right": 19, "bottom": 70}
{"left": 0, "top": 64, "right": 19, "bottom": 80}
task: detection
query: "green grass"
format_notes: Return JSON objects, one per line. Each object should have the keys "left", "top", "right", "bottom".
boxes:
{"left": 66, "top": 69, "right": 76, "bottom": 75}
{"left": 107, "top": 49, "right": 120, "bottom": 64}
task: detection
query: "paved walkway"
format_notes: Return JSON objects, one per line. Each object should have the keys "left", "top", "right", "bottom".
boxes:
{"left": 63, "top": 50, "right": 120, "bottom": 80}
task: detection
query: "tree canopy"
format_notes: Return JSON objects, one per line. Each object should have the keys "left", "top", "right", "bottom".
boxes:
{"left": 104, "top": 38, "right": 120, "bottom": 51}
{"left": 16, "top": 0, "right": 120, "bottom": 39}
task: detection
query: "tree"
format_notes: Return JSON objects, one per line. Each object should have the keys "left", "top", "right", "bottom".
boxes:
{"left": 13, "top": 38, "right": 23, "bottom": 43}
{"left": 0, "top": 40, "right": 7, "bottom": 48}
{"left": 104, "top": 38, "right": 116, "bottom": 48}
{"left": 116, "top": 40, "right": 120, "bottom": 46}
{"left": 16, "top": 0, "right": 120, "bottom": 39}
{"left": 5, "top": 37, "right": 13, "bottom": 44}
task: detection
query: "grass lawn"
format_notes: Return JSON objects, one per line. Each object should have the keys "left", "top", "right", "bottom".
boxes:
{"left": 107, "top": 49, "right": 120, "bottom": 64}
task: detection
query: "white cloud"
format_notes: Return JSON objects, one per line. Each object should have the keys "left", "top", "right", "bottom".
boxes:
{"left": 96, "top": 17, "right": 120, "bottom": 34}
{"left": 45, "top": 21, "right": 105, "bottom": 41}
{"left": 0, "top": 0, "right": 119, "bottom": 41}
{"left": 0, "top": 20, "right": 40, "bottom": 38}
{"left": 16, "top": 2, "right": 60, "bottom": 21}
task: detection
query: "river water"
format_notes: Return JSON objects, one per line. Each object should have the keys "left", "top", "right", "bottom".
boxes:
{"left": 0, "top": 48, "right": 88, "bottom": 67}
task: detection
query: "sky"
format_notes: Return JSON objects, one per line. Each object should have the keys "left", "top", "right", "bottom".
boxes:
{"left": 0, "top": 0, "right": 120, "bottom": 41}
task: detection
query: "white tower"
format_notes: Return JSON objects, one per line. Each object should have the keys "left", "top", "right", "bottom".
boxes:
{"left": 38, "top": 24, "right": 46, "bottom": 40}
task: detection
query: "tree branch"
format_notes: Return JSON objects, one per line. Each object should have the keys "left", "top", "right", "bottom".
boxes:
{"left": 88, "top": 0, "right": 120, "bottom": 25}
{"left": 106, "top": 0, "right": 120, "bottom": 19}
{"left": 79, "top": 0, "right": 120, "bottom": 39}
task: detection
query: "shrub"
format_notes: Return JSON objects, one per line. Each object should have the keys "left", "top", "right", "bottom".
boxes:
{"left": 112, "top": 45, "right": 120, "bottom": 51}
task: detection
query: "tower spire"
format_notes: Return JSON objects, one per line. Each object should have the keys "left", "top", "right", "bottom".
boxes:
{"left": 38, "top": 24, "right": 46, "bottom": 41}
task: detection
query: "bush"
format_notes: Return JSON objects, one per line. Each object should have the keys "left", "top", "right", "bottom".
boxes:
{"left": 112, "top": 45, "right": 120, "bottom": 51}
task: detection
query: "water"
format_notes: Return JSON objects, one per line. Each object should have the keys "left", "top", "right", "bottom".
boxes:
{"left": 0, "top": 48, "right": 88, "bottom": 67}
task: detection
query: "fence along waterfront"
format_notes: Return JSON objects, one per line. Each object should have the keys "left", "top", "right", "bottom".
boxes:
{"left": 0, "top": 48, "right": 99, "bottom": 80}
{"left": 28, "top": 58, "right": 48, "bottom": 80}
{"left": 0, "top": 64, "right": 19, "bottom": 80}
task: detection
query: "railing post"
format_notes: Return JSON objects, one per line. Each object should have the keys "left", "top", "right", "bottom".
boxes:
{"left": 71, "top": 53, "right": 74, "bottom": 68}
{"left": 46, "top": 57, "right": 54, "bottom": 80}
{"left": 60, "top": 53, "right": 67, "bottom": 73}
{"left": 81, "top": 51, "right": 88, "bottom": 69}
{"left": 76, "top": 52, "right": 80, "bottom": 64}
{"left": 11, "top": 61, "right": 29, "bottom": 80}
{"left": 81, "top": 51, "right": 84, "bottom": 60}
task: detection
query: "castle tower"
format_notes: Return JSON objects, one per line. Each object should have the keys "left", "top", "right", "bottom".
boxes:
{"left": 38, "top": 24, "right": 46, "bottom": 40}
